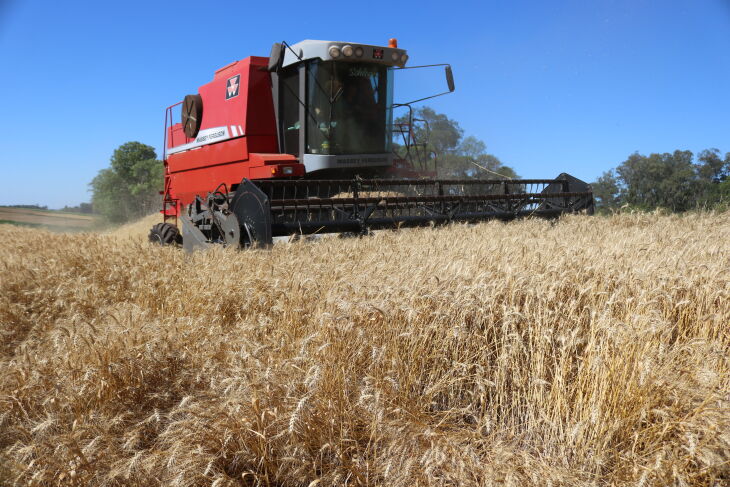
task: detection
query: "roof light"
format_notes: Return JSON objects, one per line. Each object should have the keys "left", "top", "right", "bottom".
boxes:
{"left": 342, "top": 44, "right": 354, "bottom": 57}
{"left": 389, "top": 38, "right": 398, "bottom": 48}
{"left": 329, "top": 46, "right": 341, "bottom": 58}
{"left": 354, "top": 46, "right": 364, "bottom": 57}
{"left": 391, "top": 51, "right": 399, "bottom": 61}
{"left": 401, "top": 53, "right": 408, "bottom": 63}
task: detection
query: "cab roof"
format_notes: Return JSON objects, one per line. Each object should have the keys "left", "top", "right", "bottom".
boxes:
{"left": 281, "top": 39, "right": 408, "bottom": 69}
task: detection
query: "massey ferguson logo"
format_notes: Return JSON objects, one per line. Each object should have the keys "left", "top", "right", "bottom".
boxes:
{"left": 226, "top": 74, "right": 240, "bottom": 99}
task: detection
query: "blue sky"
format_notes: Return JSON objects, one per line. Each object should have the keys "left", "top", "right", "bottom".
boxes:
{"left": 1, "top": 0, "right": 729, "bottom": 208}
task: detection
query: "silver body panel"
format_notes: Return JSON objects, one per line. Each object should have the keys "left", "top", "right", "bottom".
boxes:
{"left": 302, "top": 153, "right": 393, "bottom": 172}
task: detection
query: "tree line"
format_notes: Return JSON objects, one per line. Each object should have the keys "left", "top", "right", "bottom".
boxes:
{"left": 592, "top": 150, "right": 730, "bottom": 212}
{"left": 1, "top": 204, "right": 49, "bottom": 210}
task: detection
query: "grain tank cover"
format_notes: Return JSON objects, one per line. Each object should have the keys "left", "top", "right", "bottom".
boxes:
{"left": 281, "top": 39, "right": 408, "bottom": 68}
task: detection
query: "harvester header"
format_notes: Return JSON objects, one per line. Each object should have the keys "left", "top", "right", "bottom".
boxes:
{"left": 150, "top": 38, "right": 593, "bottom": 251}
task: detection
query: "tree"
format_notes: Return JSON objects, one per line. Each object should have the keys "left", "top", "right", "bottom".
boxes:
{"left": 595, "top": 148, "right": 730, "bottom": 212}
{"left": 697, "top": 149, "right": 730, "bottom": 183}
{"left": 394, "top": 106, "right": 518, "bottom": 179}
{"left": 614, "top": 150, "right": 700, "bottom": 211}
{"left": 696, "top": 149, "right": 730, "bottom": 208}
{"left": 60, "top": 202, "right": 93, "bottom": 214}
{"left": 399, "top": 106, "right": 463, "bottom": 155}
{"left": 90, "top": 142, "right": 163, "bottom": 223}
{"left": 591, "top": 170, "right": 622, "bottom": 210}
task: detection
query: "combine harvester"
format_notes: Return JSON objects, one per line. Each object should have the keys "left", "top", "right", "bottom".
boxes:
{"left": 150, "top": 39, "right": 593, "bottom": 251}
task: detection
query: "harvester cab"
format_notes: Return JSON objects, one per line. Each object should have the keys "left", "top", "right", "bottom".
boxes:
{"left": 267, "top": 39, "right": 409, "bottom": 178}
{"left": 151, "top": 39, "right": 594, "bottom": 251}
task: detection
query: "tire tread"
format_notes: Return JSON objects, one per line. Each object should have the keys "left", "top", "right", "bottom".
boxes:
{"left": 149, "top": 223, "right": 180, "bottom": 245}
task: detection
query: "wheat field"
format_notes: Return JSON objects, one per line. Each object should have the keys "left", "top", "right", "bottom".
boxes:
{"left": 0, "top": 212, "right": 728, "bottom": 486}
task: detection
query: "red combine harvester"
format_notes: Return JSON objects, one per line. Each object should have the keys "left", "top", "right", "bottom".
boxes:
{"left": 150, "top": 39, "right": 593, "bottom": 250}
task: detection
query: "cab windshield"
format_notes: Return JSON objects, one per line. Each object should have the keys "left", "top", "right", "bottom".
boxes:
{"left": 305, "top": 61, "right": 393, "bottom": 155}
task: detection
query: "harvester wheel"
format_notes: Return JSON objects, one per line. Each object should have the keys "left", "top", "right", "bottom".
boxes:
{"left": 149, "top": 223, "right": 181, "bottom": 246}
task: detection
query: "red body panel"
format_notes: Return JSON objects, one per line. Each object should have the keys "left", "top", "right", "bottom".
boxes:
{"left": 162, "top": 56, "right": 301, "bottom": 219}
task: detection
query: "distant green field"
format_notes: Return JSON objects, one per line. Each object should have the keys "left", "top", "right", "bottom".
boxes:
{"left": 0, "top": 207, "right": 97, "bottom": 231}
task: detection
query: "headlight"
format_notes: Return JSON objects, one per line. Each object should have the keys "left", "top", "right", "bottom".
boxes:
{"left": 342, "top": 45, "right": 354, "bottom": 57}
{"left": 391, "top": 51, "right": 399, "bottom": 61}
{"left": 354, "top": 46, "right": 364, "bottom": 57}
{"left": 329, "top": 46, "right": 341, "bottom": 58}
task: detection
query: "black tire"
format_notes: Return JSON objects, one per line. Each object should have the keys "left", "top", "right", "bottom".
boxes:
{"left": 149, "top": 223, "right": 181, "bottom": 246}
{"left": 182, "top": 94, "right": 203, "bottom": 138}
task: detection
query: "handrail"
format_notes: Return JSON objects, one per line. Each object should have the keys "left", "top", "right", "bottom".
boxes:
{"left": 163, "top": 101, "right": 184, "bottom": 162}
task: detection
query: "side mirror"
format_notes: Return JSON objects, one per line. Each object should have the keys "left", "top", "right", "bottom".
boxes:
{"left": 445, "top": 66, "right": 455, "bottom": 92}
{"left": 268, "top": 43, "right": 284, "bottom": 72}
{"left": 392, "top": 63, "right": 456, "bottom": 106}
